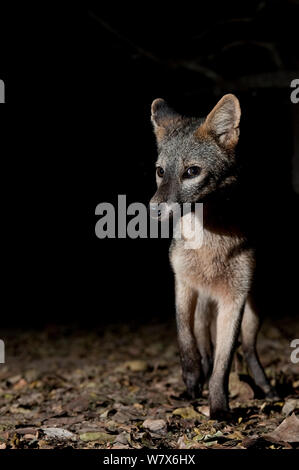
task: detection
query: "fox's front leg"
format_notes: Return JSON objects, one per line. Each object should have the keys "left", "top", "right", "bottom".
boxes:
{"left": 194, "top": 296, "right": 214, "bottom": 381}
{"left": 175, "top": 278, "right": 203, "bottom": 398}
{"left": 209, "top": 296, "right": 246, "bottom": 420}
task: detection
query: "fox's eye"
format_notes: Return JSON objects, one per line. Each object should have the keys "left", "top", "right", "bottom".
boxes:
{"left": 183, "top": 166, "right": 201, "bottom": 179}
{"left": 156, "top": 166, "right": 164, "bottom": 178}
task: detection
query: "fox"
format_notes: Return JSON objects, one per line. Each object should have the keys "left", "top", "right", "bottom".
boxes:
{"left": 149, "top": 94, "right": 279, "bottom": 421}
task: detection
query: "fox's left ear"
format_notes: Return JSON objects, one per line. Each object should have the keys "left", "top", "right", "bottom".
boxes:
{"left": 196, "top": 94, "right": 241, "bottom": 149}
{"left": 151, "top": 98, "right": 182, "bottom": 142}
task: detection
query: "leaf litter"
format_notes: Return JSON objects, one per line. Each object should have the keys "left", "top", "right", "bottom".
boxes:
{"left": 0, "top": 316, "right": 298, "bottom": 449}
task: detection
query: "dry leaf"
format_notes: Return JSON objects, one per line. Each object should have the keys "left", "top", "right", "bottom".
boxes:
{"left": 142, "top": 419, "right": 167, "bottom": 432}
{"left": 41, "top": 427, "right": 76, "bottom": 441}
{"left": 282, "top": 399, "right": 299, "bottom": 416}
{"left": 173, "top": 407, "right": 201, "bottom": 420}
{"left": 79, "top": 432, "right": 115, "bottom": 443}
{"left": 197, "top": 405, "right": 210, "bottom": 417}
{"left": 229, "top": 372, "right": 254, "bottom": 401}
{"left": 124, "top": 360, "right": 148, "bottom": 372}
{"left": 263, "top": 413, "right": 299, "bottom": 443}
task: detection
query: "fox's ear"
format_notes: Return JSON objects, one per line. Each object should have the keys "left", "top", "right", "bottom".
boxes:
{"left": 197, "top": 94, "right": 241, "bottom": 149}
{"left": 151, "top": 98, "right": 182, "bottom": 142}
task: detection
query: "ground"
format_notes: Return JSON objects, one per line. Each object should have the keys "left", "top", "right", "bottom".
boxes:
{"left": 0, "top": 316, "right": 298, "bottom": 449}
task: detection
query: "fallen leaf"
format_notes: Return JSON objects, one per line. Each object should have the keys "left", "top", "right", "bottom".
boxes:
{"left": 142, "top": 419, "right": 167, "bottom": 432}
{"left": 282, "top": 399, "right": 299, "bottom": 416}
{"left": 197, "top": 405, "right": 209, "bottom": 417}
{"left": 177, "top": 435, "right": 204, "bottom": 449}
{"left": 23, "top": 434, "right": 36, "bottom": 439}
{"left": 124, "top": 360, "right": 148, "bottom": 372}
{"left": 7, "top": 374, "right": 22, "bottom": 385}
{"left": 229, "top": 372, "right": 254, "bottom": 401}
{"left": 41, "top": 427, "right": 76, "bottom": 441}
{"left": 38, "top": 439, "right": 50, "bottom": 449}
{"left": 173, "top": 407, "right": 201, "bottom": 420}
{"left": 14, "top": 427, "right": 38, "bottom": 435}
{"left": 43, "top": 416, "right": 84, "bottom": 427}
{"left": 203, "top": 430, "right": 223, "bottom": 441}
{"left": 9, "top": 405, "right": 31, "bottom": 415}
{"left": 13, "top": 379, "right": 28, "bottom": 390}
{"left": 133, "top": 403, "right": 143, "bottom": 410}
{"left": 18, "top": 392, "right": 43, "bottom": 407}
{"left": 114, "top": 431, "right": 130, "bottom": 445}
{"left": 79, "top": 432, "right": 115, "bottom": 443}
{"left": 242, "top": 435, "right": 263, "bottom": 448}
{"left": 203, "top": 440, "right": 218, "bottom": 446}
{"left": 24, "top": 369, "right": 39, "bottom": 383}
{"left": 263, "top": 413, "right": 299, "bottom": 443}
{"left": 65, "top": 397, "right": 90, "bottom": 413}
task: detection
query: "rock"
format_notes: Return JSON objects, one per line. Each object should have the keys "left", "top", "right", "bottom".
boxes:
{"left": 142, "top": 419, "right": 167, "bottom": 432}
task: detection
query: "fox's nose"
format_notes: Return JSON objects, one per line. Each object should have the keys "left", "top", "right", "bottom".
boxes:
{"left": 148, "top": 203, "right": 162, "bottom": 220}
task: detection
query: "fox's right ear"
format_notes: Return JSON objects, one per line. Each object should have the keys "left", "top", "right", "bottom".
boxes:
{"left": 151, "top": 98, "right": 182, "bottom": 142}
{"left": 196, "top": 94, "right": 241, "bottom": 150}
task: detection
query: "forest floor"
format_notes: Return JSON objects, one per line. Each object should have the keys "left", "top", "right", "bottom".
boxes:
{"left": 0, "top": 316, "right": 299, "bottom": 450}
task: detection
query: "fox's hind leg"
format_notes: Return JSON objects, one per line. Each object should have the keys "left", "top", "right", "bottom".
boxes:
{"left": 241, "top": 296, "right": 279, "bottom": 399}
{"left": 175, "top": 278, "right": 203, "bottom": 398}
{"left": 194, "top": 295, "right": 214, "bottom": 382}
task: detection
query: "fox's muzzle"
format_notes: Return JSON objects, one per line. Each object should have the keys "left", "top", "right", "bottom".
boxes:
{"left": 149, "top": 200, "right": 179, "bottom": 222}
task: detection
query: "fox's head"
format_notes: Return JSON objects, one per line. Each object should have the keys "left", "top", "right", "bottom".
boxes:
{"left": 150, "top": 94, "right": 241, "bottom": 219}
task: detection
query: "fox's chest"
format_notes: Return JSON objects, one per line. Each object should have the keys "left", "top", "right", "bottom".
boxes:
{"left": 169, "top": 232, "right": 240, "bottom": 288}
{"left": 170, "top": 244, "right": 220, "bottom": 287}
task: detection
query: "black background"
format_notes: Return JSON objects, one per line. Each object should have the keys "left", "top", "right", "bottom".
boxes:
{"left": 2, "top": 1, "right": 299, "bottom": 328}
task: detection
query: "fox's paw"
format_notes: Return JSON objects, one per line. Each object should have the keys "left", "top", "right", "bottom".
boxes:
{"left": 265, "top": 387, "right": 280, "bottom": 401}
{"left": 183, "top": 371, "right": 203, "bottom": 399}
{"left": 186, "top": 383, "right": 203, "bottom": 400}
{"left": 209, "top": 408, "right": 232, "bottom": 422}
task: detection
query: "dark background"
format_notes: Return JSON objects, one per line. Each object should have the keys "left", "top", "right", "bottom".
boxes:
{"left": 2, "top": 0, "right": 299, "bottom": 328}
